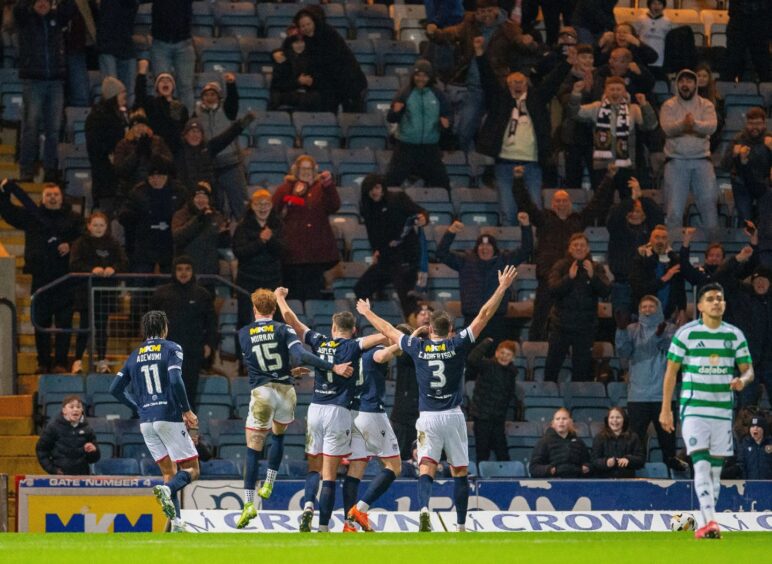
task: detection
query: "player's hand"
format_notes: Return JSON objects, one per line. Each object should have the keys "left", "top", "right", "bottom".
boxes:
{"left": 274, "top": 287, "right": 288, "bottom": 300}
{"left": 617, "top": 457, "right": 629, "bottom": 468}
{"left": 498, "top": 265, "right": 518, "bottom": 288}
{"left": 606, "top": 457, "right": 616, "bottom": 468}
{"left": 355, "top": 298, "right": 371, "bottom": 315}
{"left": 332, "top": 362, "right": 353, "bottom": 378}
{"left": 569, "top": 260, "right": 579, "bottom": 279}
{"left": 583, "top": 259, "right": 594, "bottom": 278}
{"left": 291, "top": 367, "right": 311, "bottom": 378}
{"left": 411, "top": 325, "right": 430, "bottom": 338}
{"left": 448, "top": 220, "right": 464, "bottom": 234}
{"left": 659, "top": 410, "right": 674, "bottom": 433}
{"left": 729, "top": 377, "right": 745, "bottom": 391}
{"left": 83, "top": 442, "right": 97, "bottom": 453}
{"left": 517, "top": 211, "right": 530, "bottom": 226}
{"left": 183, "top": 411, "right": 198, "bottom": 429}
{"left": 661, "top": 264, "right": 681, "bottom": 282}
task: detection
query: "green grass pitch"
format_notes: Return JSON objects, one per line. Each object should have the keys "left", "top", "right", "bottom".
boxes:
{"left": 1, "top": 532, "right": 770, "bottom": 564}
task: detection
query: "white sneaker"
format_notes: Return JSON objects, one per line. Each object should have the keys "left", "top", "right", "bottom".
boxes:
{"left": 153, "top": 485, "right": 176, "bottom": 520}
{"left": 171, "top": 519, "right": 188, "bottom": 532}
{"left": 455, "top": 523, "right": 466, "bottom": 532}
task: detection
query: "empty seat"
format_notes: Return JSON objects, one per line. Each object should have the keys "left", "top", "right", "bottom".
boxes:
{"left": 93, "top": 458, "right": 140, "bottom": 476}
{"left": 293, "top": 112, "right": 342, "bottom": 149}
{"left": 0, "top": 69, "right": 23, "bottom": 121}
{"left": 235, "top": 73, "right": 269, "bottom": 112}
{"left": 65, "top": 107, "right": 90, "bottom": 144}
{"left": 451, "top": 188, "right": 500, "bottom": 226}
{"left": 214, "top": 1, "right": 258, "bottom": 38}
{"left": 257, "top": 3, "right": 297, "bottom": 38}
{"left": 140, "top": 457, "right": 163, "bottom": 476}
{"left": 375, "top": 39, "right": 419, "bottom": 76}
{"left": 331, "top": 262, "right": 369, "bottom": 299}
{"left": 194, "top": 36, "right": 242, "bottom": 72}
{"left": 331, "top": 148, "right": 376, "bottom": 187}
{"left": 250, "top": 111, "right": 296, "bottom": 148}
{"left": 478, "top": 460, "right": 527, "bottom": 478}
{"left": 347, "top": 39, "right": 377, "bottom": 75}
{"left": 348, "top": 4, "right": 394, "bottom": 40}
{"left": 242, "top": 37, "right": 283, "bottom": 74}
{"left": 365, "top": 75, "right": 400, "bottom": 113}
{"left": 636, "top": 462, "right": 669, "bottom": 479}
{"left": 191, "top": 1, "right": 216, "bottom": 37}
{"left": 246, "top": 145, "right": 289, "bottom": 186}
{"left": 404, "top": 187, "right": 454, "bottom": 225}
{"left": 340, "top": 112, "right": 388, "bottom": 150}
{"left": 322, "top": 3, "right": 350, "bottom": 37}
{"left": 200, "top": 459, "right": 242, "bottom": 479}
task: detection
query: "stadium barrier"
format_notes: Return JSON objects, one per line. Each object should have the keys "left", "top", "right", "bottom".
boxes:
{"left": 1, "top": 474, "right": 7, "bottom": 532}
{"left": 178, "top": 509, "right": 772, "bottom": 533}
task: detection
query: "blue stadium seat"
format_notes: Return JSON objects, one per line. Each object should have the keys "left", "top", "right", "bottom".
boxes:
{"left": 333, "top": 187, "right": 361, "bottom": 219}
{"left": 197, "top": 375, "right": 230, "bottom": 395}
{"left": 0, "top": 69, "right": 22, "bottom": 121}
{"left": 560, "top": 382, "right": 610, "bottom": 410}
{"left": 214, "top": 1, "right": 258, "bottom": 38}
{"left": 523, "top": 406, "right": 558, "bottom": 423}
{"left": 198, "top": 403, "right": 232, "bottom": 422}
{"left": 427, "top": 263, "right": 460, "bottom": 302}
{"left": 443, "top": 151, "right": 473, "bottom": 188}
{"left": 93, "top": 458, "right": 140, "bottom": 476}
{"left": 371, "top": 300, "right": 403, "bottom": 324}
{"left": 121, "top": 442, "right": 153, "bottom": 461}
{"left": 331, "top": 262, "right": 369, "bottom": 299}
{"left": 507, "top": 447, "right": 533, "bottom": 469}
{"left": 249, "top": 110, "right": 296, "bottom": 148}
{"left": 230, "top": 378, "right": 250, "bottom": 415}
{"left": 340, "top": 112, "right": 388, "bottom": 150}
{"left": 64, "top": 107, "right": 90, "bottom": 144}
{"left": 242, "top": 37, "right": 282, "bottom": 74}
{"left": 286, "top": 147, "right": 333, "bottom": 171}
{"left": 365, "top": 75, "right": 400, "bottom": 113}
{"left": 404, "top": 187, "right": 454, "bottom": 225}
{"left": 140, "top": 457, "right": 163, "bottom": 476}
{"left": 607, "top": 381, "right": 628, "bottom": 406}
{"left": 280, "top": 459, "right": 308, "bottom": 478}
{"left": 451, "top": 188, "right": 500, "bottom": 226}
{"left": 478, "top": 460, "right": 527, "bottom": 478}
{"left": 331, "top": 148, "right": 376, "bottom": 187}
{"left": 293, "top": 112, "right": 342, "bottom": 149}
{"left": 191, "top": 1, "right": 216, "bottom": 37}
{"left": 246, "top": 145, "right": 289, "bottom": 186}
{"left": 85, "top": 374, "right": 114, "bottom": 402}
{"left": 235, "top": 73, "right": 269, "bottom": 112}
{"left": 347, "top": 4, "right": 394, "bottom": 40}
{"left": 636, "top": 462, "right": 669, "bottom": 479}
{"left": 257, "top": 3, "right": 297, "bottom": 38}
{"left": 346, "top": 39, "right": 377, "bottom": 75}
{"left": 193, "top": 36, "right": 241, "bottom": 73}
{"left": 133, "top": 3, "right": 152, "bottom": 35}
{"left": 200, "top": 459, "right": 241, "bottom": 479}
{"left": 375, "top": 39, "right": 419, "bottom": 76}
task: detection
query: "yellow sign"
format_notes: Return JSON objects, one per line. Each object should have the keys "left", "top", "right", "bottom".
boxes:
{"left": 26, "top": 495, "right": 167, "bottom": 533}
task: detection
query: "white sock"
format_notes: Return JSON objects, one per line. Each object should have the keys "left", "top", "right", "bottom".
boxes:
{"left": 318, "top": 525, "right": 329, "bottom": 532}
{"left": 693, "top": 459, "right": 715, "bottom": 527}
{"left": 710, "top": 464, "right": 722, "bottom": 508}
{"left": 356, "top": 501, "right": 370, "bottom": 513}
{"left": 304, "top": 501, "right": 314, "bottom": 512}
{"left": 265, "top": 468, "right": 278, "bottom": 486}
{"left": 245, "top": 489, "right": 254, "bottom": 503}
{"left": 456, "top": 523, "right": 466, "bottom": 532}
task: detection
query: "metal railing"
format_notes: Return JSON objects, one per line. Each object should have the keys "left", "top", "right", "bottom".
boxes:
{"left": 0, "top": 296, "right": 17, "bottom": 393}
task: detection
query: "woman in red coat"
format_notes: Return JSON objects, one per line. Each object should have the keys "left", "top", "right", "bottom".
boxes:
{"left": 272, "top": 155, "right": 341, "bottom": 300}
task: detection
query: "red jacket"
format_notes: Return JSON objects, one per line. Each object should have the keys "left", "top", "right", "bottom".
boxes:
{"left": 272, "top": 176, "right": 341, "bottom": 266}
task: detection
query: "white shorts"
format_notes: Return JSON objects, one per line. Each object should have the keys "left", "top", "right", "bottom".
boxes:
{"left": 682, "top": 416, "right": 733, "bottom": 457}
{"left": 245, "top": 382, "right": 297, "bottom": 431}
{"left": 306, "top": 403, "right": 352, "bottom": 458}
{"left": 140, "top": 421, "right": 198, "bottom": 463}
{"left": 350, "top": 410, "right": 401, "bottom": 461}
{"left": 415, "top": 407, "right": 469, "bottom": 469}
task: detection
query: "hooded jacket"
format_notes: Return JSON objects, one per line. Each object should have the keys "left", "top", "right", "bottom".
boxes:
{"left": 194, "top": 81, "right": 241, "bottom": 169}
{"left": 529, "top": 428, "right": 590, "bottom": 478}
{"left": 36, "top": 414, "right": 100, "bottom": 475}
{"left": 172, "top": 199, "right": 229, "bottom": 276}
{"left": 659, "top": 74, "right": 717, "bottom": 159}
{"left": 615, "top": 296, "right": 676, "bottom": 402}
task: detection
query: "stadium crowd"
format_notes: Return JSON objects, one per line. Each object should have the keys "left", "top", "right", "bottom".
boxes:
{"left": 1, "top": 0, "right": 770, "bottom": 482}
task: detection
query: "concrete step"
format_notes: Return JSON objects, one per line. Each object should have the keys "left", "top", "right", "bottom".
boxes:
{"left": 0, "top": 436, "right": 39, "bottom": 456}
{"left": 0, "top": 417, "right": 35, "bottom": 435}
{"left": 0, "top": 457, "right": 46, "bottom": 490}
{"left": 0, "top": 395, "right": 33, "bottom": 416}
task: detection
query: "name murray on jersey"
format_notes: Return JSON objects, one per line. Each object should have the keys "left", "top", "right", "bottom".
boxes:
{"left": 249, "top": 324, "right": 276, "bottom": 344}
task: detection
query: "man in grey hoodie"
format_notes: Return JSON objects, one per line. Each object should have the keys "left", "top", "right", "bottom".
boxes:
{"left": 660, "top": 69, "right": 718, "bottom": 240}
{"left": 615, "top": 295, "right": 687, "bottom": 471}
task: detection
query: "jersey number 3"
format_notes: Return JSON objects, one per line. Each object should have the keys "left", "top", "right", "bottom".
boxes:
{"left": 428, "top": 360, "right": 447, "bottom": 389}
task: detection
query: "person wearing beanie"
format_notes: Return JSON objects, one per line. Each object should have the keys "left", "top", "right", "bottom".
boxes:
{"left": 660, "top": 69, "right": 719, "bottom": 241}
{"left": 615, "top": 295, "right": 687, "bottom": 472}
{"left": 85, "top": 76, "right": 130, "bottom": 213}
{"left": 384, "top": 59, "right": 452, "bottom": 191}
{"left": 194, "top": 72, "right": 249, "bottom": 221}
{"left": 150, "top": 255, "right": 217, "bottom": 403}
{"left": 424, "top": 1, "right": 506, "bottom": 151}
{"left": 148, "top": 0, "right": 195, "bottom": 110}
{"left": 737, "top": 415, "right": 772, "bottom": 480}
{"left": 353, "top": 174, "right": 429, "bottom": 317}
{"left": 175, "top": 111, "right": 256, "bottom": 198}
{"left": 436, "top": 212, "right": 533, "bottom": 344}
{"left": 14, "top": 0, "right": 77, "bottom": 182}
{"left": 95, "top": 0, "right": 139, "bottom": 105}
{"left": 133, "top": 59, "right": 189, "bottom": 156}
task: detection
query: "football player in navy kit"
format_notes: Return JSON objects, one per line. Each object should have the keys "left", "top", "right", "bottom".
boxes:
{"left": 110, "top": 310, "right": 200, "bottom": 532}
{"left": 357, "top": 265, "right": 518, "bottom": 532}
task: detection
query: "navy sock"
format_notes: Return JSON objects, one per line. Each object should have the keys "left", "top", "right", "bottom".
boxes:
{"left": 342, "top": 476, "right": 360, "bottom": 514}
{"left": 303, "top": 471, "right": 320, "bottom": 509}
{"left": 362, "top": 468, "right": 396, "bottom": 506}
{"left": 244, "top": 447, "right": 261, "bottom": 490}
{"left": 166, "top": 469, "right": 192, "bottom": 496}
{"left": 417, "top": 474, "right": 434, "bottom": 510}
{"left": 267, "top": 434, "right": 284, "bottom": 471}
{"left": 172, "top": 491, "right": 181, "bottom": 519}
{"left": 453, "top": 476, "right": 469, "bottom": 525}
{"left": 319, "top": 480, "right": 336, "bottom": 527}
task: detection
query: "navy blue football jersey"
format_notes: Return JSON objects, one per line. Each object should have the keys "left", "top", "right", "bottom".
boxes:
{"left": 353, "top": 346, "right": 388, "bottom": 413}
{"left": 305, "top": 331, "right": 364, "bottom": 408}
{"left": 399, "top": 328, "right": 475, "bottom": 412}
{"left": 115, "top": 338, "right": 186, "bottom": 422}
{"left": 239, "top": 319, "right": 300, "bottom": 389}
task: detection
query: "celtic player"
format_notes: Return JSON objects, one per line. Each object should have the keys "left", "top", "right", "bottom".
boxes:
{"left": 660, "top": 282, "right": 753, "bottom": 540}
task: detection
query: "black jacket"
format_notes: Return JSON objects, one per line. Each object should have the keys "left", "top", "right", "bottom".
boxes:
{"left": 591, "top": 431, "right": 645, "bottom": 478}
{"left": 572, "top": 0, "right": 617, "bottom": 35}
{"left": 118, "top": 180, "right": 186, "bottom": 264}
{"left": 467, "top": 338, "right": 518, "bottom": 420}
{"left": 390, "top": 353, "right": 419, "bottom": 425}
{"left": 151, "top": 0, "right": 192, "bottom": 43}
{"left": 630, "top": 250, "right": 686, "bottom": 318}
{"left": 360, "top": 188, "right": 426, "bottom": 265}
{"left": 476, "top": 52, "right": 570, "bottom": 167}
{"left": 85, "top": 98, "right": 130, "bottom": 201}
{"left": 606, "top": 197, "right": 665, "bottom": 282}
{"left": 737, "top": 435, "right": 772, "bottom": 480}
{"left": 174, "top": 121, "right": 246, "bottom": 195}
{"left": 0, "top": 184, "right": 82, "bottom": 283}
{"left": 69, "top": 233, "right": 128, "bottom": 310}
{"left": 529, "top": 428, "right": 590, "bottom": 478}
{"left": 36, "top": 415, "right": 100, "bottom": 475}
{"left": 150, "top": 277, "right": 217, "bottom": 351}
{"left": 95, "top": 0, "right": 139, "bottom": 58}
{"left": 113, "top": 134, "right": 174, "bottom": 200}
{"left": 134, "top": 73, "right": 189, "bottom": 156}
{"left": 232, "top": 211, "right": 283, "bottom": 291}
{"left": 172, "top": 201, "right": 229, "bottom": 276}
{"left": 14, "top": 0, "right": 75, "bottom": 80}
{"left": 548, "top": 255, "right": 611, "bottom": 332}
{"left": 513, "top": 176, "right": 613, "bottom": 278}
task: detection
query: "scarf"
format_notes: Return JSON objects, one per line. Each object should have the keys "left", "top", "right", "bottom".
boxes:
{"left": 504, "top": 95, "right": 528, "bottom": 146}
{"left": 593, "top": 98, "right": 631, "bottom": 167}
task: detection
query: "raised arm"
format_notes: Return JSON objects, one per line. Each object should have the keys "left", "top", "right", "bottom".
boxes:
{"left": 468, "top": 265, "right": 518, "bottom": 340}
{"left": 274, "top": 287, "right": 311, "bottom": 337}
{"left": 355, "top": 299, "right": 404, "bottom": 345}
{"left": 373, "top": 343, "right": 401, "bottom": 364}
